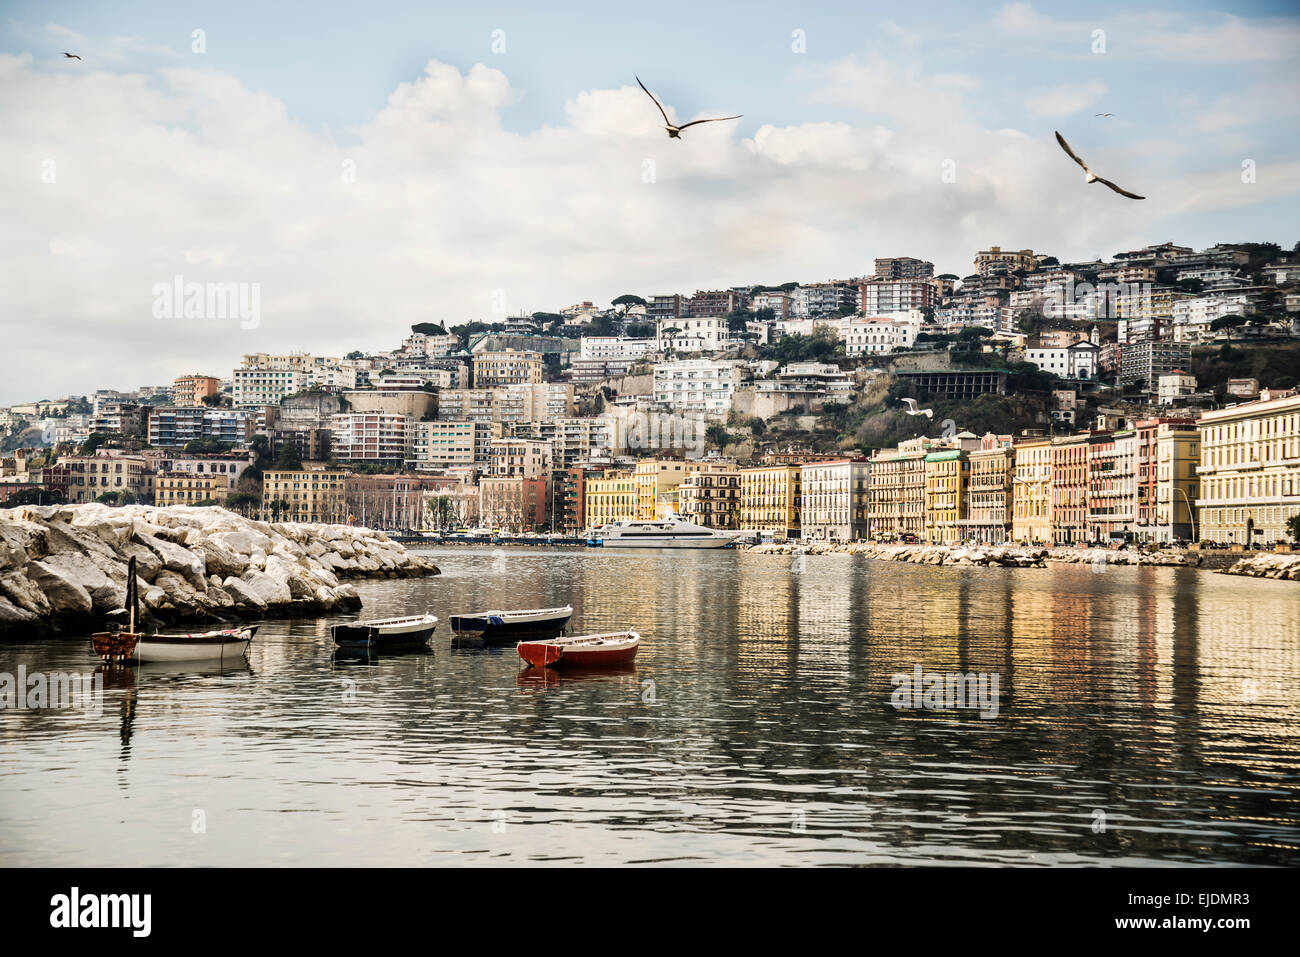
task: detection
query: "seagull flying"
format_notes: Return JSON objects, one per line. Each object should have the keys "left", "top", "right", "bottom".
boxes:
{"left": 635, "top": 76, "right": 741, "bottom": 139}
{"left": 901, "top": 398, "right": 934, "bottom": 418}
{"left": 1055, "top": 130, "right": 1145, "bottom": 200}
{"left": 63, "top": 52, "right": 81, "bottom": 59}
{"left": 1095, "top": 113, "right": 1114, "bottom": 117}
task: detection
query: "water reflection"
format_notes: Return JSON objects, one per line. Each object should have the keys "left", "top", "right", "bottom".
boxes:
{"left": 0, "top": 547, "right": 1297, "bottom": 866}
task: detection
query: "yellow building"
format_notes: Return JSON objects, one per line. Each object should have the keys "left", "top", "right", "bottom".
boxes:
{"left": 155, "top": 471, "right": 230, "bottom": 506}
{"left": 966, "top": 440, "right": 1014, "bottom": 543}
{"left": 1011, "top": 438, "right": 1052, "bottom": 545}
{"left": 867, "top": 437, "right": 933, "bottom": 540}
{"left": 924, "top": 450, "right": 969, "bottom": 544}
{"left": 584, "top": 472, "right": 637, "bottom": 527}
{"left": 678, "top": 462, "right": 742, "bottom": 529}
{"left": 59, "top": 453, "right": 151, "bottom": 504}
{"left": 1154, "top": 422, "right": 1201, "bottom": 542}
{"left": 261, "top": 463, "right": 348, "bottom": 523}
{"left": 1196, "top": 391, "right": 1300, "bottom": 545}
{"left": 472, "top": 350, "right": 544, "bottom": 389}
{"left": 633, "top": 458, "right": 696, "bottom": 519}
{"left": 740, "top": 465, "right": 801, "bottom": 540}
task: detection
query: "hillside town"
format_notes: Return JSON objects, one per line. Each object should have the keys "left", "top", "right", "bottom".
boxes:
{"left": 4, "top": 240, "right": 1299, "bottom": 548}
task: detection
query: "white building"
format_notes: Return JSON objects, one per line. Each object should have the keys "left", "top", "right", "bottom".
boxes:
{"left": 656, "top": 317, "right": 731, "bottom": 353}
{"left": 331, "top": 412, "right": 413, "bottom": 464}
{"left": 409, "top": 420, "right": 496, "bottom": 469}
{"left": 653, "top": 359, "right": 746, "bottom": 415}
{"left": 844, "top": 317, "right": 919, "bottom": 355}
{"left": 858, "top": 279, "right": 935, "bottom": 316}
{"left": 579, "top": 337, "right": 656, "bottom": 362}
{"left": 1023, "top": 341, "right": 1100, "bottom": 379}
{"left": 1158, "top": 371, "right": 1198, "bottom": 405}
{"left": 800, "top": 459, "right": 871, "bottom": 541}
{"left": 232, "top": 368, "right": 304, "bottom": 407}
{"left": 1171, "top": 294, "right": 1253, "bottom": 342}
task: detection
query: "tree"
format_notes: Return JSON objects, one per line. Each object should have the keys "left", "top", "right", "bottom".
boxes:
{"left": 410, "top": 322, "right": 449, "bottom": 336}
{"left": 80, "top": 432, "right": 109, "bottom": 455}
{"left": 612, "top": 294, "right": 647, "bottom": 315}
{"left": 1288, "top": 514, "right": 1300, "bottom": 544}
{"left": 346, "top": 350, "right": 365, "bottom": 360}
{"left": 95, "top": 491, "right": 121, "bottom": 505}
{"left": 272, "top": 444, "right": 303, "bottom": 470}
{"left": 184, "top": 437, "right": 232, "bottom": 455}
{"left": 225, "top": 491, "right": 260, "bottom": 515}
{"left": 1, "top": 487, "right": 65, "bottom": 507}
{"left": 1211, "top": 314, "right": 1246, "bottom": 341}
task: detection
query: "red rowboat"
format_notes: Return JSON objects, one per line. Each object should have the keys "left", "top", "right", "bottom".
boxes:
{"left": 517, "top": 631, "right": 640, "bottom": 669}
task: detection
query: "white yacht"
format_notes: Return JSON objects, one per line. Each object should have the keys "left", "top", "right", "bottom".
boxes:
{"left": 592, "top": 517, "right": 737, "bottom": 549}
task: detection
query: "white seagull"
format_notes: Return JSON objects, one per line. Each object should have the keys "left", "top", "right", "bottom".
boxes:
{"left": 636, "top": 76, "right": 742, "bottom": 139}
{"left": 901, "top": 398, "right": 933, "bottom": 418}
{"left": 1055, "top": 130, "right": 1145, "bottom": 200}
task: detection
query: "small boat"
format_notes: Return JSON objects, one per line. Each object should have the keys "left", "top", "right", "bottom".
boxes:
{"left": 448, "top": 605, "right": 572, "bottom": 642}
{"left": 136, "top": 626, "right": 257, "bottom": 663}
{"left": 517, "top": 631, "right": 640, "bottom": 669}
{"left": 91, "top": 556, "right": 142, "bottom": 662}
{"left": 332, "top": 613, "right": 439, "bottom": 650}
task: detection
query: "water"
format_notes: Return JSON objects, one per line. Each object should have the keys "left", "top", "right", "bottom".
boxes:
{"left": 1, "top": 547, "right": 1298, "bottom": 866}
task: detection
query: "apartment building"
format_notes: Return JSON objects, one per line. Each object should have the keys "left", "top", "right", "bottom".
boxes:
{"left": 844, "top": 316, "right": 919, "bottom": 355}
{"left": 800, "top": 459, "right": 870, "bottom": 541}
{"left": 678, "top": 462, "right": 743, "bottom": 529}
{"left": 1086, "top": 431, "right": 1135, "bottom": 543}
{"left": 260, "top": 463, "right": 348, "bottom": 523}
{"left": 1050, "top": 433, "right": 1090, "bottom": 545}
{"left": 488, "top": 437, "right": 553, "bottom": 479}
{"left": 966, "top": 436, "right": 1014, "bottom": 544}
{"left": 330, "top": 412, "right": 413, "bottom": 466}
{"left": 740, "top": 465, "right": 802, "bottom": 540}
{"left": 793, "top": 282, "right": 859, "bottom": 318}
{"left": 60, "top": 453, "right": 152, "bottom": 504}
{"left": 874, "top": 257, "right": 934, "bottom": 280}
{"left": 868, "top": 437, "right": 933, "bottom": 540}
{"left": 1134, "top": 418, "right": 1199, "bottom": 543}
{"left": 653, "top": 359, "right": 745, "bottom": 415}
{"left": 974, "top": 247, "right": 1036, "bottom": 277}
{"left": 155, "top": 471, "right": 231, "bottom": 506}
{"left": 472, "top": 350, "right": 544, "bottom": 389}
{"left": 585, "top": 472, "right": 637, "bottom": 527}
{"left": 409, "top": 420, "right": 497, "bottom": 469}
{"left": 233, "top": 367, "right": 304, "bottom": 407}
{"left": 1011, "top": 438, "right": 1052, "bottom": 545}
{"left": 1196, "top": 392, "right": 1300, "bottom": 545}
{"left": 1120, "top": 341, "right": 1193, "bottom": 389}
{"left": 656, "top": 316, "right": 731, "bottom": 353}
{"left": 147, "top": 407, "right": 255, "bottom": 448}
{"left": 480, "top": 476, "right": 549, "bottom": 532}
{"left": 857, "top": 279, "right": 935, "bottom": 316}
{"left": 172, "top": 374, "right": 221, "bottom": 407}
{"left": 923, "top": 450, "right": 969, "bottom": 544}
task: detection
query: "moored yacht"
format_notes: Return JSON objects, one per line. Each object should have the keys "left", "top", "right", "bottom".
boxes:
{"left": 592, "top": 517, "right": 736, "bottom": 549}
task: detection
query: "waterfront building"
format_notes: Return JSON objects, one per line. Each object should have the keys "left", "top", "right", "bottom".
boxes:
{"left": 154, "top": 471, "right": 232, "bottom": 506}
{"left": 965, "top": 435, "right": 1014, "bottom": 544}
{"left": 472, "top": 350, "right": 544, "bottom": 389}
{"left": 260, "top": 463, "right": 347, "bottom": 523}
{"left": 800, "top": 458, "right": 870, "bottom": 541}
{"left": 585, "top": 472, "right": 637, "bottom": 527}
{"left": 172, "top": 374, "right": 221, "bottom": 407}
{"left": 480, "top": 476, "right": 548, "bottom": 532}
{"left": 923, "top": 450, "right": 969, "bottom": 544}
{"left": 678, "top": 462, "right": 743, "bottom": 529}
{"left": 1196, "top": 392, "right": 1300, "bottom": 545}
{"left": 346, "top": 473, "right": 451, "bottom": 530}
{"left": 740, "top": 465, "right": 802, "bottom": 540}
{"left": 1134, "top": 417, "right": 1199, "bottom": 543}
{"left": 868, "top": 438, "right": 933, "bottom": 541}
{"left": 1011, "top": 438, "right": 1052, "bottom": 545}
{"left": 631, "top": 458, "right": 696, "bottom": 519}
{"left": 1050, "top": 433, "right": 1090, "bottom": 545}
{"left": 59, "top": 453, "right": 152, "bottom": 504}
{"left": 1086, "top": 431, "right": 1134, "bottom": 543}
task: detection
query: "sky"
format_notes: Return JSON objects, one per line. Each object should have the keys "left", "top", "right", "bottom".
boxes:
{"left": 2, "top": 0, "right": 1298, "bottom": 405}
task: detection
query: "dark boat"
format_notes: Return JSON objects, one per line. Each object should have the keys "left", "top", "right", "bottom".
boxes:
{"left": 331, "top": 613, "right": 438, "bottom": 650}
{"left": 447, "top": 605, "right": 572, "bottom": 643}
{"left": 90, "top": 556, "right": 142, "bottom": 662}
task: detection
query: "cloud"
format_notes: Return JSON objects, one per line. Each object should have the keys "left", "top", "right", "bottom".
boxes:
{"left": 1025, "top": 80, "right": 1108, "bottom": 118}
{"left": 0, "top": 30, "right": 1297, "bottom": 404}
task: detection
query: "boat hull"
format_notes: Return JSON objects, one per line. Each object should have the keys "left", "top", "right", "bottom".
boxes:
{"left": 598, "top": 537, "right": 734, "bottom": 549}
{"left": 136, "top": 637, "right": 251, "bottom": 662}
{"left": 332, "top": 620, "right": 438, "bottom": 649}
{"left": 90, "top": 631, "right": 140, "bottom": 662}
{"left": 517, "top": 633, "right": 640, "bottom": 669}
{"left": 449, "top": 611, "right": 571, "bottom": 643}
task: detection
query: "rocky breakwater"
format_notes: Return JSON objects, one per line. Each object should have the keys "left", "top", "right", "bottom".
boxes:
{"left": 742, "top": 542, "right": 1048, "bottom": 567}
{"left": 1219, "top": 552, "right": 1300, "bottom": 582}
{"left": 0, "top": 504, "right": 441, "bottom": 634}
{"left": 1044, "top": 547, "right": 1201, "bottom": 567}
